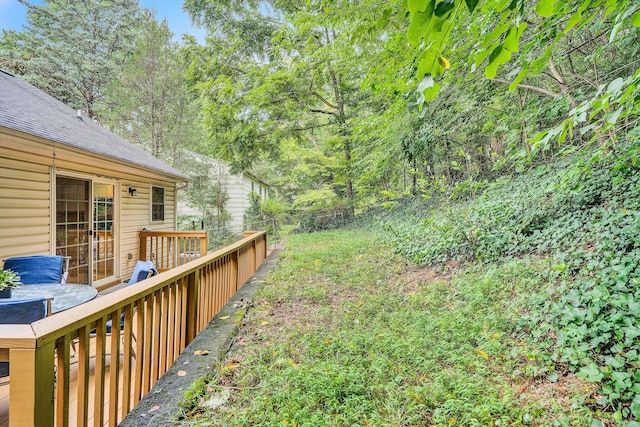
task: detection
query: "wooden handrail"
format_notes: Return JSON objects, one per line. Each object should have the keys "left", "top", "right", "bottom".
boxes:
{"left": 139, "top": 230, "right": 208, "bottom": 272}
{"left": 1, "top": 231, "right": 267, "bottom": 427}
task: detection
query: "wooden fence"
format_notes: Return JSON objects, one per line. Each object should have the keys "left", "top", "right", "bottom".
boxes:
{"left": 0, "top": 231, "right": 267, "bottom": 427}
{"left": 138, "top": 230, "right": 208, "bottom": 272}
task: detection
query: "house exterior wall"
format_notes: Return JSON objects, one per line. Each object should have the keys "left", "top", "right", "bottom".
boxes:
{"left": 177, "top": 154, "right": 269, "bottom": 234}
{"left": 0, "top": 127, "right": 180, "bottom": 287}
{"left": 224, "top": 173, "right": 270, "bottom": 233}
{"left": 224, "top": 173, "right": 248, "bottom": 233}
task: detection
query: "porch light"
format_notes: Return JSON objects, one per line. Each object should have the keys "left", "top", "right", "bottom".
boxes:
{"left": 128, "top": 187, "right": 137, "bottom": 197}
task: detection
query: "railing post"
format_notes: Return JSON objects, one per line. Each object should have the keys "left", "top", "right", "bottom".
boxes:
{"left": 139, "top": 231, "right": 148, "bottom": 262}
{"left": 231, "top": 250, "right": 239, "bottom": 291}
{"left": 185, "top": 270, "right": 200, "bottom": 344}
{"left": 200, "top": 234, "right": 207, "bottom": 256}
{"left": 9, "top": 342, "right": 55, "bottom": 427}
{"left": 251, "top": 240, "right": 256, "bottom": 273}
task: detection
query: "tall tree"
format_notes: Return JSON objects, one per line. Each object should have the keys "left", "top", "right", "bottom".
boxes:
{"left": 101, "top": 9, "right": 201, "bottom": 163}
{"left": 0, "top": 0, "right": 141, "bottom": 119}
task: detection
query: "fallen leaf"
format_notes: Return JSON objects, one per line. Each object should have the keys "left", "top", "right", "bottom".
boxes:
{"left": 222, "top": 362, "right": 239, "bottom": 372}
{"left": 323, "top": 339, "right": 333, "bottom": 344}
{"left": 475, "top": 349, "right": 489, "bottom": 360}
{"left": 148, "top": 405, "right": 160, "bottom": 413}
{"left": 202, "top": 388, "right": 231, "bottom": 410}
{"left": 219, "top": 315, "right": 230, "bottom": 320}
{"left": 260, "top": 321, "right": 270, "bottom": 326}
{"left": 200, "top": 350, "right": 209, "bottom": 355}
{"left": 177, "top": 370, "right": 187, "bottom": 376}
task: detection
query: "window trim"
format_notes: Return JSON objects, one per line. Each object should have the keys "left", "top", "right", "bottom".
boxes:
{"left": 151, "top": 185, "right": 165, "bottom": 222}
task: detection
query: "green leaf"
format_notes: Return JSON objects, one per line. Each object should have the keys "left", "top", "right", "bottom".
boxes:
{"left": 577, "top": 363, "right": 604, "bottom": 382}
{"left": 424, "top": 81, "right": 441, "bottom": 101}
{"left": 417, "top": 74, "right": 435, "bottom": 93}
{"left": 434, "top": 0, "right": 455, "bottom": 18}
{"left": 408, "top": 0, "right": 430, "bottom": 14}
{"left": 417, "top": 46, "right": 440, "bottom": 77}
{"left": 485, "top": 45, "right": 511, "bottom": 79}
{"left": 503, "top": 24, "right": 526, "bottom": 53}
{"left": 565, "top": 10, "right": 583, "bottom": 33}
{"left": 483, "top": 21, "right": 510, "bottom": 44}
{"left": 509, "top": 67, "right": 529, "bottom": 91}
{"left": 408, "top": 10, "right": 433, "bottom": 44}
{"left": 535, "top": 0, "right": 556, "bottom": 17}
{"left": 607, "top": 77, "right": 624, "bottom": 93}
{"left": 605, "top": 107, "right": 622, "bottom": 124}
{"left": 475, "top": 42, "right": 499, "bottom": 68}
{"left": 416, "top": 76, "right": 441, "bottom": 106}
{"left": 464, "top": 0, "right": 479, "bottom": 13}
{"left": 633, "top": 10, "right": 640, "bottom": 27}
{"left": 431, "top": 15, "right": 448, "bottom": 32}
{"left": 407, "top": 0, "right": 435, "bottom": 44}
{"left": 376, "top": 9, "right": 392, "bottom": 29}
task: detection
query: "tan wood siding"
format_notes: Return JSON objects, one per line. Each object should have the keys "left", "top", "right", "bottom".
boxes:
{"left": 1, "top": 129, "right": 184, "bottom": 281}
{"left": 120, "top": 182, "right": 177, "bottom": 281}
{"left": 0, "top": 149, "right": 52, "bottom": 263}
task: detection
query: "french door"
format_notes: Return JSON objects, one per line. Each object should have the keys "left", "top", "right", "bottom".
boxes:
{"left": 55, "top": 176, "right": 117, "bottom": 285}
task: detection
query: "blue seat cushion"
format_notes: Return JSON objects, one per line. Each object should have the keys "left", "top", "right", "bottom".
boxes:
{"left": 0, "top": 297, "right": 46, "bottom": 324}
{"left": 128, "top": 261, "right": 157, "bottom": 285}
{"left": 0, "top": 297, "right": 47, "bottom": 377}
{"left": 3, "top": 256, "right": 64, "bottom": 284}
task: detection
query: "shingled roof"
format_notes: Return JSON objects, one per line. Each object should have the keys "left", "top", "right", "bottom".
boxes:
{"left": 0, "top": 70, "right": 187, "bottom": 180}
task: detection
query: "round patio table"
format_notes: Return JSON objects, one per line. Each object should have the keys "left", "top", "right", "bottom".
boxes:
{"left": 12, "top": 284, "right": 98, "bottom": 314}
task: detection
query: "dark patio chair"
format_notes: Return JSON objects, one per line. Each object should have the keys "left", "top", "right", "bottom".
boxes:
{"left": 86, "top": 261, "right": 158, "bottom": 358}
{"left": 0, "top": 297, "right": 47, "bottom": 377}
{"left": 3, "top": 255, "right": 66, "bottom": 284}
{"left": 105, "top": 261, "right": 157, "bottom": 334}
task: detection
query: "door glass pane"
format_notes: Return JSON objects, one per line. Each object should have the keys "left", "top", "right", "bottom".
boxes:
{"left": 56, "top": 177, "right": 90, "bottom": 284}
{"left": 93, "top": 183, "right": 115, "bottom": 282}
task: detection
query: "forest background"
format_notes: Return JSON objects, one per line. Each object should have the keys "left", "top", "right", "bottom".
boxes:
{"left": 2, "top": 0, "right": 640, "bottom": 423}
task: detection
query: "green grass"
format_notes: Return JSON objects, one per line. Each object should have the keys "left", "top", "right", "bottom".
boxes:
{"left": 179, "top": 229, "right": 598, "bottom": 426}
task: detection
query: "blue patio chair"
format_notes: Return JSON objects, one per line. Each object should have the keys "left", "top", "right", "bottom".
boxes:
{"left": 3, "top": 255, "right": 65, "bottom": 284}
{"left": 104, "top": 261, "right": 157, "bottom": 336}
{"left": 0, "top": 297, "right": 47, "bottom": 377}
{"left": 85, "top": 260, "right": 158, "bottom": 359}
{"left": 126, "top": 260, "right": 158, "bottom": 285}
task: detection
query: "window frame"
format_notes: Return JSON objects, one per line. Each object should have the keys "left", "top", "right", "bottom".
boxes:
{"left": 151, "top": 185, "right": 165, "bottom": 222}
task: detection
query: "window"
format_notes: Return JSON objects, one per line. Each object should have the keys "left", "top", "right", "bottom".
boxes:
{"left": 151, "top": 186, "right": 165, "bottom": 221}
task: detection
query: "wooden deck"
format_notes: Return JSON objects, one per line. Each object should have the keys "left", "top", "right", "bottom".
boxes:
{"left": 0, "top": 341, "right": 131, "bottom": 426}
{"left": 0, "top": 231, "right": 267, "bottom": 426}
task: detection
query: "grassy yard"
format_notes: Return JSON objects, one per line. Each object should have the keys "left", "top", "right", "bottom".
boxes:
{"left": 180, "top": 228, "right": 598, "bottom": 426}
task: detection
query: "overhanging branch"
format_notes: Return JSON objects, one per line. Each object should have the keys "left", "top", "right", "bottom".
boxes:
{"left": 492, "top": 78, "right": 562, "bottom": 99}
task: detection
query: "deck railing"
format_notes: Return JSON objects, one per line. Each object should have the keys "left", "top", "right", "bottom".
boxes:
{"left": 0, "top": 231, "right": 267, "bottom": 427}
{"left": 139, "top": 230, "right": 208, "bottom": 272}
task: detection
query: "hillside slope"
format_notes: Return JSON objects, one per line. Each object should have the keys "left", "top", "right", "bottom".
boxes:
{"left": 378, "top": 151, "right": 640, "bottom": 422}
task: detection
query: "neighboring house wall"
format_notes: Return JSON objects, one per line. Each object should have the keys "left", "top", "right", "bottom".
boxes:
{"left": 221, "top": 172, "right": 270, "bottom": 233}
{"left": 0, "top": 128, "right": 179, "bottom": 286}
{"left": 178, "top": 153, "right": 269, "bottom": 234}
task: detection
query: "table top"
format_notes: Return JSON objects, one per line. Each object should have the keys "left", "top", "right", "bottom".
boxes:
{"left": 12, "top": 284, "right": 98, "bottom": 314}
